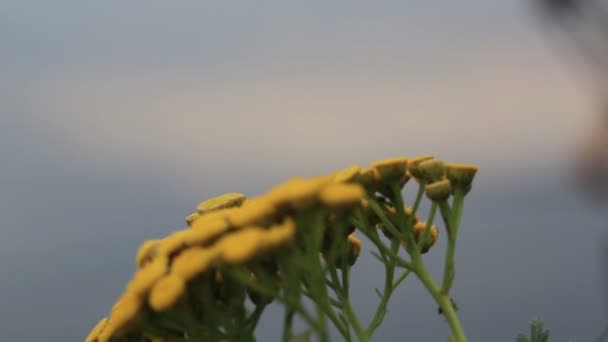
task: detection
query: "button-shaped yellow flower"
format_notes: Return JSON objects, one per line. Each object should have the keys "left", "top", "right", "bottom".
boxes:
{"left": 371, "top": 157, "right": 408, "bottom": 183}
{"left": 149, "top": 274, "right": 186, "bottom": 312}
{"left": 156, "top": 230, "right": 190, "bottom": 257}
{"left": 332, "top": 165, "right": 362, "bottom": 183}
{"left": 425, "top": 179, "right": 452, "bottom": 201}
{"left": 186, "top": 217, "right": 230, "bottom": 246}
{"left": 85, "top": 317, "right": 108, "bottom": 342}
{"left": 126, "top": 255, "right": 168, "bottom": 296}
{"left": 196, "top": 192, "right": 247, "bottom": 215}
{"left": 135, "top": 239, "right": 160, "bottom": 269}
{"left": 356, "top": 167, "right": 380, "bottom": 187}
{"left": 412, "top": 221, "right": 439, "bottom": 253}
{"left": 171, "top": 246, "right": 219, "bottom": 281}
{"left": 417, "top": 159, "right": 446, "bottom": 183}
{"left": 347, "top": 233, "right": 363, "bottom": 266}
{"left": 217, "top": 228, "right": 265, "bottom": 264}
{"left": 407, "top": 155, "right": 434, "bottom": 179}
{"left": 445, "top": 163, "right": 478, "bottom": 188}
{"left": 227, "top": 197, "right": 276, "bottom": 227}
{"left": 319, "top": 183, "right": 365, "bottom": 210}
{"left": 109, "top": 292, "right": 141, "bottom": 332}
{"left": 263, "top": 217, "right": 297, "bottom": 248}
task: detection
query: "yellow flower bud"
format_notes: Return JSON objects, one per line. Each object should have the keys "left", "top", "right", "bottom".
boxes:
{"left": 417, "top": 159, "right": 446, "bottom": 183}
{"left": 196, "top": 192, "right": 247, "bottom": 215}
{"left": 371, "top": 157, "right": 408, "bottom": 183}
{"left": 264, "top": 217, "right": 297, "bottom": 248}
{"left": 347, "top": 233, "right": 362, "bottom": 266}
{"left": 407, "top": 155, "right": 435, "bottom": 179}
{"left": 185, "top": 217, "right": 230, "bottom": 246}
{"left": 355, "top": 167, "right": 380, "bottom": 187}
{"left": 85, "top": 317, "right": 108, "bottom": 342}
{"left": 156, "top": 230, "right": 190, "bottom": 257}
{"left": 227, "top": 197, "right": 277, "bottom": 227}
{"left": 332, "top": 165, "right": 362, "bottom": 183}
{"left": 149, "top": 275, "right": 186, "bottom": 312}
{"left": 319, "top": 183, "right": 365, "bottom": 210}
{"left": 445, "top": 162, "right": 478, "bottom": 188}
{"left": 171, "top": 246, "right": 219, "bottom": 281}
{"left": 425, "top": 179, "right": 452, "bottom": 201}
{"left": 109, "top": 292, "right": 141, "bottom": 331}
{"left": 412, "top": 221, "right": 439, "bottom": 253}
{"left": 126, "top": 256, "right": 168, "bottom": 296}
{"left": 217, "top": 228, "right": 265, "bottom": 264}
{"left": 135, "top": 239, "right": 160, "bottom": 269}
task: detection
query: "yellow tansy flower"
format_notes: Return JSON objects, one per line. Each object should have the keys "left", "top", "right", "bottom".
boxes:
{"left": 196, "top": 192, "right": 247, "bottom": 215}
{"left": 445, "top": 162, "right": 478, "bottom": 188}
{"left": 85, "top": 317, "right": 108, "bottom": 342}
{"left": 227, "top": 197, "right": 276, "bottom": 227}
{"left": 417, "top": 159, "right": 446, "bottom": 183}
{"left": 135, "top": 239, "right": 160, "bottom": 269}
{"left": 264, "top": 217, "right": 297, "bottom": 248}
{"left": 96, "top": 320, "right": 117, "bottom": 342}
{"left": 186, "top": 217, "right": 230, "bottom": 246}
{"left": 109, "top": 292, "right": 141, "bottom": 331}
{"left": 347, "top": 233, "right": 363, "bottom": 266}
{"left": 425, "top": 179, "right": 452, "bottom": 201}
{"left": 356, "top": 167, "right": 380, "bottom": 187}
{"left": 171, "top": 246, "right": 219, "bottom": 281}
{"left": 407, "top": 155, "right": 434, "bottom": 179}
{"left": 217, "top": 228, "right": 265, "bottom": 264}
{"left": 412, "top": 221, "right": 439, "bottom": 253}
{"left": 332, "top": 165, "right": 362, "bottom": 183}
{"left": 371, "top": 157, "right": 408, "bottom": 182}
{"left": 319, "top": 183, "right": 365, "bottom": 210}
{"left": 156, "top": 230, "right": 190, "bottom": 257}
{"left": 149, "top": 274, "right": 186, "bottom": 312}
{"left": 126, "top": 255, "right": 168, "bottom": 296}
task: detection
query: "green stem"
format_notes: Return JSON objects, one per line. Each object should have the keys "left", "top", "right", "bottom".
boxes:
{"left": 282, "top": 309, "right": 294, "bottom": 342}
{"left": 440, "top": 188, "right": 465, "bottom": 294}
{"left": 366, "top": 239, "right": 398, "bottom": 336}
{"left": 413, "top": 256, "right": 466, "bottom": 342}
{"left": 340, "top": 264, "right": 369, "bottom": 342}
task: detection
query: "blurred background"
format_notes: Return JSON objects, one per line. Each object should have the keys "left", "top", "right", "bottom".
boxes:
{"left": 1, "top": 1, "right": 607, "bottom": 341}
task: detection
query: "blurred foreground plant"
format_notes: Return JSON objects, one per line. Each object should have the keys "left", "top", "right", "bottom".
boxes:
{"left": 86, "top": 155, "right": 477, "bottom": 342}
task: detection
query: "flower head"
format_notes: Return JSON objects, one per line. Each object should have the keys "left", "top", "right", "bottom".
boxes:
{"left": 228, "top": 197, "right": 277, "bottom": 227}
{"left": 319, "top": 183, "right": 365, "bottom": 210}
{"left": 85, "top": 317, "right": 108, "bottom": 342}
{"left": 371, "top": 157, "right": 408, "bottom": 183}
{"left": 332, "top": 165, "right": 362, "bottom": 183}
{"left": 445, "top": 163, "right": 478, "bottom": 189}
{"left": 171, "top": 246, "right": 219, "bottom": 281}
{"left": 149, "top": 275, "right": 186, "bottom": 312}
{"left": 407, "top": 155, "right": 434, "bottom": 179}
{"left": 109, "top": 292, "right": 141, "bottom": 332}
{"left": 135, "top": 239, "right": 160, "bottom": 269}
{"left": 185, "top": 217, "right": 230, "bottom": 246}
{"left": 412, "top": 221, "right": 439, "bottom": 253}
{"left": 217, "top": 228, "right": 265, "bottom": 264}
{"left": 425, "top": 179, "right": 452, "bottom": 201}
{"left": 126, "top": 255, "right": 168, "bottom": 296}
{"left": 156, "top": 230, "right": 190, "bottom": 257}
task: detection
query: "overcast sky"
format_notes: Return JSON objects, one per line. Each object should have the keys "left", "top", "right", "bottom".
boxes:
{"left": 1, "top": 1, "right": 607, "bottom": 341}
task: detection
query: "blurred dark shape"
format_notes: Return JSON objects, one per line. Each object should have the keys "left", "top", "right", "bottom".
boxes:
{"left": 534, "top": 0, "right": 585, "bottom": 21}
{"left": 573, "top": 105, "right": 608, "bottom": 201}
{"left": 534, "top": 0, "right": 608, "bottom": 199}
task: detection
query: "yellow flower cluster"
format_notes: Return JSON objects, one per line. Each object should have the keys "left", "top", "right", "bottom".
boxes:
{"left": 87, "top": 173, "right": 368, "bottom": 341}
{"left": 86, "top": 155, "right": 477, "bottom": 341}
